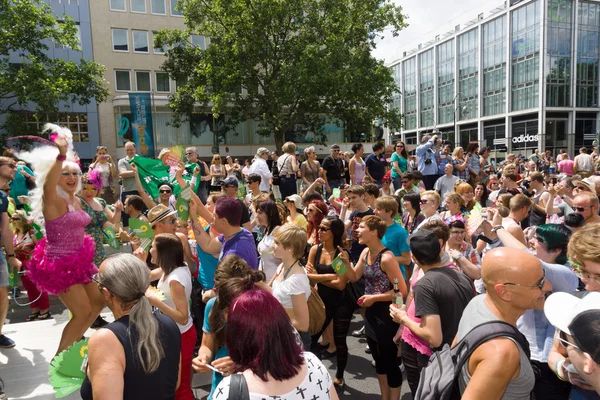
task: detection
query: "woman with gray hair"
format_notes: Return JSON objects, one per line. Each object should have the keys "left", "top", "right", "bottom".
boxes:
{"left": 278, "top": 141, "right": 299, "bottom": 198}
{"left": 301, "top": 146, "right": 321, "bottom": 192}
{"left": 80, "top": 254, "right": 181, "bottom": 400}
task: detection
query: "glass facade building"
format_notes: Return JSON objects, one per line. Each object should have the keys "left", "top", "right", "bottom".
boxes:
{"left": 389, "top": 0, "right": 600, "bottom": 160}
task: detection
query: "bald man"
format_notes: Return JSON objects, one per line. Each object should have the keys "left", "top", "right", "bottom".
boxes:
{"left": 572, "top": 192, "right": 600, "bottom": 226}
{"left": 455, "top": 248, "right": 552, "bottom": 400}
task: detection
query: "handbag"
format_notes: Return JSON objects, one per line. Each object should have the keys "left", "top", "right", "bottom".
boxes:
{"left": 344, "top": 281, "right": 363, "bottom": 309}
{"left": 229, "top": 373, "right": 250, "bottom": 400}
{"left": 307, "top": 284, "right": 326, "bottom": 336}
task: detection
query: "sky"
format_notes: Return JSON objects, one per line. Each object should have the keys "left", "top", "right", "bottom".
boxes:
{"left": 371, "top": 0, "right": 506, "bottom": 65}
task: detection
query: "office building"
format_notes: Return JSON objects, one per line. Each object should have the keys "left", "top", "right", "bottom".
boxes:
{"left": 388, "top": 0, "right": 600, "bottom": 160}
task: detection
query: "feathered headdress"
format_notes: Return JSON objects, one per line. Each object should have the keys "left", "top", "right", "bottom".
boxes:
{"left": 86, "top": 168, "right": 104, "bottom": 191}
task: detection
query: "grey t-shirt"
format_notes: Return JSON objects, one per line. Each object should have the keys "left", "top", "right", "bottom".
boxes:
{"left": 118, "top": 157, "right": 137, "bottom": 192}
{"left": 457, "top": 295, "right": 535, "bottom": 399}
{"left": 434, "top": 175, "right": 460, "bottom": 201}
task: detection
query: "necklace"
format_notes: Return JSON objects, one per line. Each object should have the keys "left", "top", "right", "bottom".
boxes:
{"left": 282, "top": 259, "right": 300, "bottom": 280}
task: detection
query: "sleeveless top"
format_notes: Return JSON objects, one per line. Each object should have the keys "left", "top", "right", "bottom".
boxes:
{"left": 529, "top": 190, "right": 547, "bottom": 227}
{"left": 301, "top": 160, "right": 321, "bottom": 184}
{"left": 278, "top": 154, "right": 295, "bottom": 177}
{"left": 457, "top": 295, "right": 534, "bottom": 399}
{"left": 211, "top": 165, "right": 224, "bottom": 186}
{"left": 45, "top": 205, "right": 91, "bottom": 260}
{"left": 362, "top": 248, "right": 393, "bottom": 295}
{"left": 352, "top": 158, "right": 366, "bottom": 185}
{"left": 314, "top": 245, "right": 345, "bottom": 305}
{"left": 80, "top": 314, "right": 181, "bottom": 400}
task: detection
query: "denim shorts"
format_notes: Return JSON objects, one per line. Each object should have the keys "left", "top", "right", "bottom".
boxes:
{"left": 0, "top": 249, "right": 8, "bottom": 288}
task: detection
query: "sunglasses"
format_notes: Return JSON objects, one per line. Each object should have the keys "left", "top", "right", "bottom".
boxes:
{"left": 503, "top": 269, "right": 546, "bottom": 290}
{"left": 558, "top": 330, "right": 580, "bottom": 350}
{"left": 318, "top": 226, "right": 331, "bottom": 232}
{"left": 420, "top": 199, "right": 431, "bottom": 204}
{"left": 162, "top": 218, "right": 177, "bottom": 225}
{"left": 91, "top": 273, "right": 110, "bottom": 292}
{"left": 396, "top": 145, "right": 404, "bottom": 148}
{"left": 159, "top": 189, "right": 172, "bottom": 194}
{"left": 573, "top": 205, "right": 592, "bottom": 212}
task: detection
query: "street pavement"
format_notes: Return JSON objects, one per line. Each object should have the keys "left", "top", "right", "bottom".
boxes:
{"left": 2, "top": 289, "right": 413, "bottom": 399}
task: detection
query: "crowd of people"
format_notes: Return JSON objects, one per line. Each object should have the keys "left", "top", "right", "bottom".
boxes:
{"left": 1, "top": 126, "right": 600, "bottom": 400}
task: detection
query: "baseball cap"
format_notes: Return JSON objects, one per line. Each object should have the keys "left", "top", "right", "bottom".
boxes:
{"left": 222, "top": 176, "right": 239, "bottom": 188}
{"left": 285, "top": 194, "right": 303, "bottom": 211}
{"left": 544, "top": 291, "right": 600, "bottom": 363}
{"left": 408, "top": 229, "right": 441, "bottom": 264}
{"left": 573, "top": 178, "right": 596, "bottom": 192}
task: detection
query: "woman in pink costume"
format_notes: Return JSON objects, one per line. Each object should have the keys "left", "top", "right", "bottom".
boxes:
{"left": 26, "top": 126, "right": 102, "bottom": 354}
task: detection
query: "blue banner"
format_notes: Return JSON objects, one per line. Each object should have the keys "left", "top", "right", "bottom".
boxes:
{"left": 128, "top": 92, "right": 155, "bottom": 157}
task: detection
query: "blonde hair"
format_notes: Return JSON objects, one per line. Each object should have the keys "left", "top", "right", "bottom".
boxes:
{"left": 452, "top": 147, "right": 464, "bottom": 159}
{"left": 421, "top": 190, "right": 440, "bottom": 207}
{"left": 282, "top": 142, "right": 296, "bottom": 154}
{"left": 445, "top": 192, "right": 464, "bottom": 207}
{"left": 568, "top": 223, "right": 600, "bottom": 266}
{"left": 273, "top": 224, "right": 307, "bottom": 259}
{"left": 374, "top": 196, "right": 399, "bottom": 217}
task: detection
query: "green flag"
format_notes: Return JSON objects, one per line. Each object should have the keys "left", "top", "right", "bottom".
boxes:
{"left": 331, "top": 255, "right": 348, "bottom": 275}
{"left": 103, "top": 226, "right": 120, "bottom": 250}
{"left": 130, "top": 156, "right": 172, "bottom": 199}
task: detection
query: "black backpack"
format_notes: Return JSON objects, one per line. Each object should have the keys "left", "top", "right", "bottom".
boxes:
{"left": 415, "top": 320, "right": 531, "bottom": 400}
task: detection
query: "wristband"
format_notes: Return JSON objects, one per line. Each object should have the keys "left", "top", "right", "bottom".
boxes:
{"left": 554, "top": 359, "right": 567, "bottom": 381}
{"left": 56, "top": 154, "right": 66, "bottom": 161}
{"left": 6, "top": 254, "right": 15, "bottom": 259}
{"left": 491, "top": 225, "right": 505, "bottom": 233}
{"left": 454, "top": 254, "right": 463, "bottom": 261}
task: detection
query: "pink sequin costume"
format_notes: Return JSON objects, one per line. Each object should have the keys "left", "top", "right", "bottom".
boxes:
{"left": 28, "top": 205, "right": 97, "bottom": 295}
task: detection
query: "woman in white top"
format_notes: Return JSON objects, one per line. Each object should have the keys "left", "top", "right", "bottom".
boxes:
{"left": 270, "top": 224, "right": 312, "bottom": 351}
{"left": 146, "top": 233, "right": 196, "bottom": 400}
{"left": 89, "top": 146, "right": 117, "bottom": 204}
{"left": 256, "top": 200, "right": 283, "bottom": 282}
{"left": 414, "top": 190, "right": 442, "bottom": 232}
{"left": 214, "top": 289, "right": 338, "bottom": 400}
{"left": 210, "top": 154, "right": 226, "bottom": 192}
{"left": 278, "top": 142, "right": 299, "bottom": 199}
{"left": 349, "top": 143, "right": 366, "bottom": 185}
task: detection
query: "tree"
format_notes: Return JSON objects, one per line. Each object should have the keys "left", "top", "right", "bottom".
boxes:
{"left": 156, "top": 0, "right": 406, "bottom": 150}
{"left": 0, "top": 0, "right": 108, "bottom": 139}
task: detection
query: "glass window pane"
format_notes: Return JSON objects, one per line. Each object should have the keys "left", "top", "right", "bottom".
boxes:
{"left": 171, "top": 0, "right": 182, "bottom": 15}
{"left": 112, "top": 29, "right": 128, "bottom": 51}
{"left": 115, "top": 70, "right": 131, "bottom": 91}
{"left": 151, "top": 0, "right": 165, "bottom": 14}
{"left": 132, "top": 30, "right": 148, "bottom": 53}
{"left": 131, "top": 0, "right": 146, "bottom": 13}
{"left": 136, "top": 71, "right": 151, "bottom": 91}
{"left": 191, "top": 35, "right": 205, "bottom": 50}
{"left": 156, "top": 72, "right": 170, "bottom": 92}
{"left": 110, "top": 0, "right": 126, "bottom": 11}
{"left": 152, "top": 31, "right": 164, "bottom": 54}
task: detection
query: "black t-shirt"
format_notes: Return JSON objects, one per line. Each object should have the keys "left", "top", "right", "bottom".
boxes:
{"left": 322, "top": 155, "right": 344, "bottom": 181}
{"left": 239, "top": 199, "right": 250, "bottom": 226}
{"left": 349, "top": 208, "right": 374, "bottom": 262}
{"left": 365, "top": 153, "right": 388, "bottom": 182}
{"left": 414, "top": 266, "right": 475, "bottom": 351}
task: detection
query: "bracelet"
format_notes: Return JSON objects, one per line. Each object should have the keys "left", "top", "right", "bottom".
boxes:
{"left": 554, "top": 359, "right": 567, "bottom": 381}
{"left": 491, "top": 225, "right": 505, "bottom": 233}
{"left": 454, "top": 254, "right": 462, "bottom": 261}
{"left": 6, "top": 254, "right": 15, "bottom": 259}
{"left": 56, "top": 154, "right": 66, "bottom": 161}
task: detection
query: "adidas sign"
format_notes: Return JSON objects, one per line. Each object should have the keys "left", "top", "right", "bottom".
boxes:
{"left": 512, "top": 134, "right": 539, "bottom": 143}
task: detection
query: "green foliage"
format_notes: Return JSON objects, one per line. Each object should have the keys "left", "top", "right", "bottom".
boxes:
{"left": 156, "top": 0, "right": 407, "bottom": 149}
{"left": 0, "top": 0, "right": 108, "bottom": 139}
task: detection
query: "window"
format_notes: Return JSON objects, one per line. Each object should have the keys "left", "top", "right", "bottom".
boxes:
{"left": 54, "top": 23, "right": 81, "bottom": 50}
{"left": 21, "top": 112, "right": 89, "bottom": 142}
{"left": 546, "top": 0, "right": 573, "bottom": 107}
{"left": 151, "top": 0, "right": 166, "bottom": 14}
{"left": 110, "top": 0, "right": 126, "bottom": 11}
{"left": 131, "top": 0, "right": 146, "bottom": 13}
{"left": 576, "top": 2, "right": 600, "bottom": 107}
{"left": 458, "top": 29, "right": 479, "bottom": 120}
{"left": 419, "top": 49, "right": 435, "bottom": 128}
{"left": 483, "top": 16, "right": 507, "bottom": 116}
{"left": 152, "top": 31, "right": 165, "bottom": 54}
{"left": 156, "top": 72, "right": 170, "bottom": 92}
{"left": 112, "top": 28, "right": 129, "bottom": 52}
{"left": 170, "top": 0, "right": 182, "bottom": 16}
{"left": 191, "top": 35, "right": 206, "bottom": 50}
{"left": 437, "top": 40, "right": 455, "bottom": 124}
{"left": 115, "top": 70, "right": 131, "bottom": 91}
{"left": 132, "top": 30, "right": 149, "bottom": 53}
{"left": 402, "top": 58, "right": 417, "bottom": 130}
{"left": 136, "top": 71, "right": 151, "bottom": 91}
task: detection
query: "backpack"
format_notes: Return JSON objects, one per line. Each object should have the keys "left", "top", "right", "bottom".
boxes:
{"left": 414, "top": 320, "right": 531, "bottom": 400}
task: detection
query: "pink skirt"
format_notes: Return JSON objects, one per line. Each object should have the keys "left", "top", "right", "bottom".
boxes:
{"left": 28, "top": 235, "right": 98, "bottom": 295}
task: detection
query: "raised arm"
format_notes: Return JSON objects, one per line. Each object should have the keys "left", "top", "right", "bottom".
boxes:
{"left": 130, "top": 163, "right": 157, "bottom": 209}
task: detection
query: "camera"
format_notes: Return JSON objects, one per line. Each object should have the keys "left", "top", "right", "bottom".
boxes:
{"left": 424, "top": 159, "right": 433, "bottom": 165}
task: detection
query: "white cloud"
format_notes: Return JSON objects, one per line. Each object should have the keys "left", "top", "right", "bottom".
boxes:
{"left": 372, "top": 0, "right": 505, "bottom": 65}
